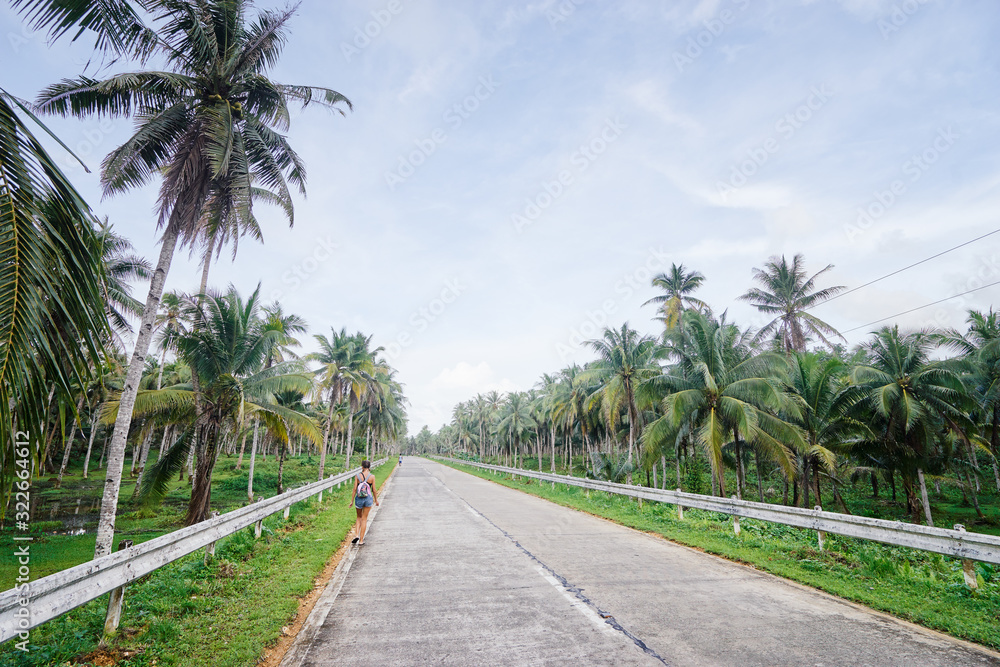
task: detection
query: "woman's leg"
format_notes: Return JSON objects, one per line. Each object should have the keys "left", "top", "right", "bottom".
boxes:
{"left": 354, "top": 506, "right": 363, "bottom": 539}
{"left": 359, "top": 506, "right": 372, "bottom": 543}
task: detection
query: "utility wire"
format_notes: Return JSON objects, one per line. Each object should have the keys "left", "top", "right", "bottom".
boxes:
{"left": 811, "top": 226, "right": 1000, "bottom": 309}
{"left": 842, "top": 279, "right": 1000, "bottom": 334}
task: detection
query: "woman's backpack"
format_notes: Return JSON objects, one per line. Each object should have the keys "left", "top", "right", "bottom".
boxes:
{"left": 356, "top": 473, "right": 371, "bottom": 498}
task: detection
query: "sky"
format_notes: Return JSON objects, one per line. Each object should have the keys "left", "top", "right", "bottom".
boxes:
{"left": 4, "top": 0, "right": 1000, "bottom": 434}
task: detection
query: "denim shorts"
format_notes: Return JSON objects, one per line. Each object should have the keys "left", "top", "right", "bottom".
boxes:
{"left": 354, "top": 495, "right": 374, "bottom": 509}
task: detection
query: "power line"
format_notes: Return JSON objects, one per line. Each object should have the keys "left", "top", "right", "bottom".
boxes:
{"left": 842, "top": 279, "right": 1000, "bottom": 334}
{"left": 812, "top": 226, "right": 1000, "bottom": 308}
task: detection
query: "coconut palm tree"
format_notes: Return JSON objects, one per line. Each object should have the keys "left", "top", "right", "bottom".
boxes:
{"left": 0, "top": 89, "right": 110, "bottom": 503}
{"left": 584, "top": 323, "right": 662, "bottom": 484}
{"left": 938, "top": 309, "right": 1000, "bottom": 491}
{"left": 309, "top": 329, "right": 379, "bottom": 474}
{"left": 643, "top": 263, "right": 710, "bottom": 330}
{"left": 123, "top": 285, "right": 320, "bottom": 523}
{"left": 498, "top": 392, "right": 535, "bottom": 468}
{"left": 849, "top": 326, "right": 975, "bottom": 526}
{"left": 739, "top": 254, "right": 846, "bottom": 353}
{"left": 35, "top": 0, "right": 350, "bottom": 557}
{"left": 645, "top": 310, "right": 802, "bottom": 496}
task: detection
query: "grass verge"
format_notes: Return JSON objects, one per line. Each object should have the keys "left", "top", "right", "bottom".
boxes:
{"left": 0, "top": 460, "right": 395, "bottom": 667}
{"left": 437, "top": 458, "right": 1000, "bottom": 651}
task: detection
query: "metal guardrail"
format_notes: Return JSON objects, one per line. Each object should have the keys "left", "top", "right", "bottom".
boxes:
{"left": 0, "top": 459, "right": 387, "bottom": 643}
{"left": 433, "top": 457, "right": 1000, "bottom": 567}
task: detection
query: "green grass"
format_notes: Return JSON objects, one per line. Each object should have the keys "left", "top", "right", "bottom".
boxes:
{"left": 0, "top": 457, "right": 394, "bottom": 666}
{"left": 438, "top": 458, "right": 1000, "bottom": 651}
{"left": 0, "top": 453, "right": 356, "bottom": 581}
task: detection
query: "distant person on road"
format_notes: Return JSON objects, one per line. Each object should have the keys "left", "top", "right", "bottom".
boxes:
{"left": 398, "top": 455, "right": 402, "bottom": 465}
{"left": 350, "top": 460, "right": 379, "bottom": 545}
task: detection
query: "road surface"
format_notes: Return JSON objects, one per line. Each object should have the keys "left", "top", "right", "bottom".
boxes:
{"left": 283, "top": 457, "right": 1000, "bottom": 666}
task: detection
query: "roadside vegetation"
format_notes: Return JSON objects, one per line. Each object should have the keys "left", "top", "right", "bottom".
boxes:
{"left": 439, "top": 458, "right": 1000, "bottom": 650}
{"left": 414, "top": 259, "right": 1000, "bottom": 538}
{"left": 0, "top": 460, "right": 395, "bottom": 667}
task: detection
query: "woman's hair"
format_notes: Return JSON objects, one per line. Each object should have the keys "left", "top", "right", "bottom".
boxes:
{"left": 362, "top": 460, "right": 371, "bottom": 469}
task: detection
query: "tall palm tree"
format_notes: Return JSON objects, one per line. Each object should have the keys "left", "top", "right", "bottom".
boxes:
{"left": 498, "top": 392, "right": 535, "bottom": 468}
{"left": 35, "top": 0, "right": 351, "bottom": 558}
{"left": 938, "top": 309, "right": 1000, "bottom": 491}
{"left": 739, "top": 254, "right": 846, "bottom": 353}
{"left": 122, "top": 285, "right": 319, "bottom": 523}
{"left": 849, "top": 326, "right": 974, "bottom": 526}
{"left": 643, "top": 263, "right": 710, "bottom": 330}
{"left": 0, "top": 89, "right": 110, "bottom": 508}
{"left": 309, "top": 329, "right": 379, "bottom": 474}
{"left": 584, "top": 323, "right": 662, "bottom": 484}
{"left": 644, "top": 310, "right": 802, "bottom": 496}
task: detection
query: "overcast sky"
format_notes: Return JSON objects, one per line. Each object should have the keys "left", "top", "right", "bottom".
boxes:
{"left": 4, "top": 0, "right": 1000, "bottom": 433}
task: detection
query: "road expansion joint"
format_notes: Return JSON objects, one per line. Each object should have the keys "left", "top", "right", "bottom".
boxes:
{"left": 443, "top": 476, "right": 670, "bottom": 666}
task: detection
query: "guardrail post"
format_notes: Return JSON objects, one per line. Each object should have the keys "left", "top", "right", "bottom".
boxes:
{"left": 954, "top": 524, "right": 979, "bottom": 590}
{"left": 814, "top": 506, "right": 826, "bottom": 551}
{"left": 677, "top": 489, "right": 684, "bottom": 520}
{"left": 102, "top": 539, "right": 134, "bottom": 640}
{"left": 254, "top": 498, "right": 264, "bottom": 539}
{"left": 283, "top": 503, "right": 291, "bottom": 521}
{"left": 204, "top": 511, "right": 220, "bottom": 564}
{"left": 732, "top": 496, "right": 741, "bottom": 536}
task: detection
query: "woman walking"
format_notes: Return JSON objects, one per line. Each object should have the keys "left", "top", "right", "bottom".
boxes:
{"left": 350, "top": 460, "right": 379, "bottom": 545}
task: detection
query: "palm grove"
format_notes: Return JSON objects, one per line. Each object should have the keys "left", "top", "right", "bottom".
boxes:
{"left": 1, "top": 0, "right": 405, "bottom": 553}
{"left": 419, "top": 257, "right": 999, "bottom": 528}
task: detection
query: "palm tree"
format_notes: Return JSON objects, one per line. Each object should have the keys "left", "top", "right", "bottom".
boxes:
{"left": 643, "top": 263, "right": 710, "bottom": 330}
{"left": 739, "top": 254, "right": 846, "bottom": 353}
{"left": 849, "top": 326, "right": 974, "bottom": 526}
{"left": 122, "top": 285, "right": 320, "bottom": 523}
{"left": 938, "top": 309, "right": 1000, "bottom": 491}
{"left": 0, "top": 89, "right": 110, "bottom": 503}
{"left": 784, "top": 352, "right": 859, "bottom": 508}
{"left": 498, "top": 392, "right": 535, "bottom": 468}
{"left": 35, "top": 0, "right": 351, "bottom": 557}
{"left": 644, "top": 310, "right": 801, "bottom": 496}
{"left": 309, "top": 329, "right": 379, "bottom": 475}
{"left": 584, "top": 323, "right": 662, "bottom": 484}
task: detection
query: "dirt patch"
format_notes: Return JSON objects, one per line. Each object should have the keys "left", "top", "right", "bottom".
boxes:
{"left": 74, "top": 647, "right": 143, "bottom": 666}
{"left": 258, "top": 465, "right": 398, "bottom": 667}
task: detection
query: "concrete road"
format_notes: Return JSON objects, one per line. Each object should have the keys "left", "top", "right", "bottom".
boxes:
{"left": 288, "top": 458, "right": 1000, "bottom": 666}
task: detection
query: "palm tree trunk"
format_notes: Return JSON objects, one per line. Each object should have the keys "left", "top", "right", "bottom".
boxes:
{"left": 56, "top": 395, "right": 86, "bottom": 487}
{"left": 365, "top": 424, "right": 371, "bottom": 460}
{"left": 185, "top": 423, "right": 218, "bottom": 525}
{"left": 550, "top": 427, "right": 556, "bottom": 472}
{"left": 236, "top": 431, "right": 247, "bottom": 469}
{"left": 94, "top": 225, "right": 180, "bottom": 559}
{"left": 277, "top": 440, "right": 287, "bottom": 494}
{"left": 916, "top": 468, "right": 933, "bottom": 526}
{"left": 82, "top": 402, "right": 103, "bottom": 479}
{"left": 247, "top": 417, "right": 260, "bottom": 501}
{"left": 131, "top": 429, "right": 155, "bottom": 498}
{"left": 318, "top": 395, "right": 335, "bottom": 480}
{"left": 345, "top": 410, "right": 355, "bottom": 470}
{"left": 755, "top": 451, "right": 765, "bottom": 502}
